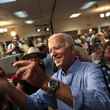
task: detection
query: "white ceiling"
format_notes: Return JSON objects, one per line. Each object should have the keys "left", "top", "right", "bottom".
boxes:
{"left": 0, "top": 0, "right": 109, "bottom": 26}
{"left": 0, "top": 0, "right": 110, "bottom": 40}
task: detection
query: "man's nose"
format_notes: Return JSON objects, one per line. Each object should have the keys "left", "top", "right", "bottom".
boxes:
{"left": 50, "top": 49, "right": 56, "bottom": 57}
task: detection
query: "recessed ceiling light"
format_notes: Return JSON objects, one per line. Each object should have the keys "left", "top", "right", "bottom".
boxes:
{"left": 14, "top": 11, "right": 28, "bottom": 18}
{"left": 80, "top": 1, "right": 96, "bottom": 10}
{"left": 10, "top": 31, "right": 17, "bottom": 37}
{"left": 105, "top": 12, "right": 110, "bottom": 17}
{"left": 25, "top": 20, "right": 34, "bottom": 24}
{"left": 69, "top": 13, "right": 81, "bottom": 18}
{"left": 89, "top": 28, "right": 92, "bottom": 32}
{"left": 37, "top": 28, "right": 41, "bottom": 32}
{"left": 0, "top": 0, "right": 16, "bottom": 4}
{"left": 99, "top": 13, "right": 104, "bottom": 18}
{"left": 46, "top": 27, "right": 49, "bottom": 31}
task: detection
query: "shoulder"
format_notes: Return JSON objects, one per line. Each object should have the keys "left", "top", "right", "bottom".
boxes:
{"left": 79, "top": 61, "right": 102, "bottom": 75}
{"left": 80, "top": 60, "right": 99, "bottom": 68}
{"left": 79, "top": 61, "right": 104, "bottom": 85}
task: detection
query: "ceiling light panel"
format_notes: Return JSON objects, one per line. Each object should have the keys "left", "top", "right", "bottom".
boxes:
{"left": 80, "top": 1, "right": 96, "bottom": 10}
{"left": 25, "top": 20, "right": 34, "bottom": 24}
{"left": 0, "top": 0, "right": 16, "bottom": 4}
{"left": 14, "top": 11, "right": 28, "bottom": 18}
{"left": 69, "top": 13, "right": 81, "bottom": 18}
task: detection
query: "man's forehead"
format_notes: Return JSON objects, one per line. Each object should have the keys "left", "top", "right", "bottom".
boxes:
{"left": 48, "top": 38, "right": 65, "bottom": 48}
{"left": 48, "top": 35, "right": 65, "bottom": 43}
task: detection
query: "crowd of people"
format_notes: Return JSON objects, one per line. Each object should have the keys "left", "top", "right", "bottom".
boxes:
{"left": 0, "top": 29, "right": 110, "bottom": 110}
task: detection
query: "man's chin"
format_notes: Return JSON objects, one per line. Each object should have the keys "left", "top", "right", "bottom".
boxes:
{"left": 55, "top": 63, "right": 62, "bottom": 68}
{"left": 55, "top": 60, "right": 64, "bottom": 67}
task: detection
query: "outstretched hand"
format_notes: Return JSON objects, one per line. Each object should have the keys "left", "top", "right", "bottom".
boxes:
{"left": 13, "top": 59, "right": 48, "bottom": 88}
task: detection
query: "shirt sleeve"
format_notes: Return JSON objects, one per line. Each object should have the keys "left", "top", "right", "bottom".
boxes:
{"left": 26, "top": 89, "right": 57, "bottom": 110}
{"left": 74, "top": 64, "right": 110, "bottom": 110}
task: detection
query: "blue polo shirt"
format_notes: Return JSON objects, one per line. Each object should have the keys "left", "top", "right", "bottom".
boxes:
{"left": 26, "top": 59, "right": 110, "bottom": 110}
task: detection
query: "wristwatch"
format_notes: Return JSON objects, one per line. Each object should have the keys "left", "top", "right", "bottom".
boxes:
{"left": 48, "top": 79, "right": 60, "bottom": 95}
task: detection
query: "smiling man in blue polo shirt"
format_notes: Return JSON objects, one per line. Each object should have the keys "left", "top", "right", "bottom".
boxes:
{"left": 0, "top": 33, "right": 110, "bottom": 110}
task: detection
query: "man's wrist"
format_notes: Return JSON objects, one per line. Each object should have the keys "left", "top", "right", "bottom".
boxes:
{"left": 47, "top": 79, "right": 60, "bottom": 96}
{"left": 41, "top": 75, "right": 50, "bottom": 91}
{"left": 41, "top": 77, "right": 60, "bottom": 96}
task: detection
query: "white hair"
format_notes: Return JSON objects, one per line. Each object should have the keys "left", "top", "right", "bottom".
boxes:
{"left": 48, "top": 33, "right": 74, "bottom": 49}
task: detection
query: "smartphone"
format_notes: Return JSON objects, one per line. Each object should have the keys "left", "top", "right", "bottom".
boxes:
{"left": 0, "top": 54, "right": 21, "bottom": 75}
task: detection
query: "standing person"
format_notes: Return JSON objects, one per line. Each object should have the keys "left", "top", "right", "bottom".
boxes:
{"left": 26, "top": 37, "right": 39, "bottom": 54}
{"left": 0, "top": 33, "right": 110, "bottom": 110}
{"left": 6, "top": 35, "right": 23, "bottom": 55}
